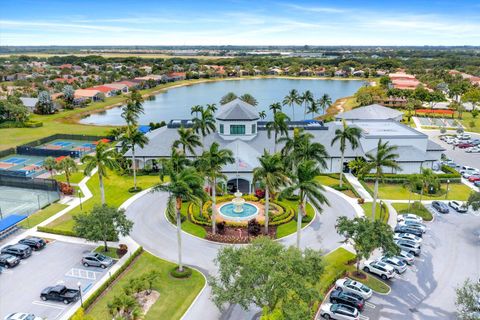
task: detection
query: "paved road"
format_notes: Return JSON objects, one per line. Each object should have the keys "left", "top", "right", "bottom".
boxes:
{"left": 126, "top": 189, "right": 357, "bottom": 320}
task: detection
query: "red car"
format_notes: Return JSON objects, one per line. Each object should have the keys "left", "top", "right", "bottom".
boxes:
{"left": 468, "top": 175, "right": 480, "bottom": 182}
{"left": 457, "top": 143, "right": 474, "bottom": 149}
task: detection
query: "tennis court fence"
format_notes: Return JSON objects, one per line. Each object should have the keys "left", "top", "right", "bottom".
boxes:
{"left": 0, "top": 175, "right": 59, "bottom": 192}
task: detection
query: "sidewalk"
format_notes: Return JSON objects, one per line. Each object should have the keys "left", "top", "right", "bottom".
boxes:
{"left": 344, "top": 173, "right": 373, "bottom": 201}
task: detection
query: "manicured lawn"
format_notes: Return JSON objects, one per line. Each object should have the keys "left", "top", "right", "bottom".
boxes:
{"left": 46, "top": 171, "right": 163, "bottom": 233}
{"left": 459, "top": 112, "right": 480, "bottom": 133}
{"left": 317, "top": 248, "right": 356, "bottom": 297}
{"left": 94, "top": 246, "right": 120, "bottom": 259}
{"left": 360, "top": 202, "right": 389, "bottom": 223}
{"left": 18, "top": 203, "right": 68, "bottom": 228}
{"left": 315, "top": 174, "right": 359, "bottom": 198}
{"left": 347, "top": 269, "right": 390, "bottom": 293}
{"left": 392, "top": 202, "right": 433, "bottom": 221}
{"left": 86, "top": 252, "right": 205, "bottom": 320}
{"left": 275, "top": 200, "right": 315, "bottom": 238}
{"left": 315, "top": 175, "right": 342, "bottom": 187}
{"left": 365, "top": 182, "right": 473, "bottom": 201}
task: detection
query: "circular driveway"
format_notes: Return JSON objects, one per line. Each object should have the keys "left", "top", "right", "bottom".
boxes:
{"left": 126, "top": 189, "right": 357, "bottom": 320}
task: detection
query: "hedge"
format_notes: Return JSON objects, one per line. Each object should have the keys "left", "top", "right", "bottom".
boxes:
{"left": 37, "top": 226, "right": 77, "bottom": 237}
{"left": 170, "top": 266, "right": 193, "bottom": 278}
{"left": 78, "top": 246, "right": 144, "bottom": 316}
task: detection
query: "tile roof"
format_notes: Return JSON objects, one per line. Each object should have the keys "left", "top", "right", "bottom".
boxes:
{"left": 216, "top": 98, "right": 259, "bottom": 121}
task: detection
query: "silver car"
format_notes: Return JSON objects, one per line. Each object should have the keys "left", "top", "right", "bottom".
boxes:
{"left": 380, "top": 256, "right": 407, "bottom": 274}
{"left": 82, "top": 253, "right": 113, "bottom": 269}
{"left": 394, "top": 233, "right": 423, "bottom": 244}
{"left": 395, "top": 240, "right": 421, "bottom": 256}
{"left": 395, "top": 250, "right": 415, "bottom": 265}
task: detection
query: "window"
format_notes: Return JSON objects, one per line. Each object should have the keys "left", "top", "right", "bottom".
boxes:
{"left": 219, "top": 124, "right": 224, "bottom": 134}
{"left": 251, "top": 124, "right": 256, "bottom": 134}
{"left": 230, "top": 125, "right": 245, "bottom": 135}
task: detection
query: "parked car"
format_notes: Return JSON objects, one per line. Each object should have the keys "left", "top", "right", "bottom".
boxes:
{"left": 18, "top": 237, "right": 46, "bottom": 251}
{"left": 320, "top": 303, "right": 360, "bottom": 320}
{"left": 458, "top": 133, "right": 471, "bottom": 140}
{"left": 463, "top": 170, "right": 480, "bottom": 178}
{"left": 457, "top": 143, "right": 474, "bottom": 149}
{"left": 460, "top": 166, "right": 477, "bottom": 174}
{"left": 432, "top": 201, "right": 450, "bottom": 214}
{"left": 4, "top": 313, "right": 43, "bottom": 320}
{"left": 380, "top": 256, "right": 407, "bottom": 274}
{"left": 395, "top": 250, "right": 415, "bottom": 265}
{"left": 394, "top": 233, "right": 422, "bottom": 244}
{"left": 394, "top": 225, "right": 423, "bottom": 237}
{"left": 82, "top": 252, "right": 114, "bottom": 269}
{"left": 1, "top": 244, "right": 32, "bottom": 259}
{"left": 471, "top": 139, "right": 480, "bottom": 146}
{"left": 466, "top": 147, "right": 480, "bottom": 153}
{"left": 397, "top": 220, "right": 427, "bottom": 233}
{"left": 468, "top": 175, "right": 480, "bottom": 182}
{"left": 0, "top": 254, "right": 20, "bottom": 269}
{"left": 362, "top": 260, "right": 395, "bottom": 280}
{"left": 445, "top": 160, "right": 457, "bottom": 167}
{"left": 335, "top": 278, "right": 373, "bottom": 300}
{"left": 329, "top": 289, "right": 365, "bottom": 311}
{"left": 395, "top": 240, "right": 421, "bottom": 256}
{"left": 40, "top": 285, "right": 80, "bottom": 304}
{"left": 397, "top": 213, "right": 423, "bottom": 223}
{"left": 448, "top": 201, "right": 468, "bottom": 213}
{"left": 475, "top": 181, "right": 480, "bottom": 187}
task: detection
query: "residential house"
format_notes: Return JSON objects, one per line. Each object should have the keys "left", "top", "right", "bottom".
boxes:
{"left": 20, "top": 97, "right": 38, "bottom": 112}
{"left": 103, "top": 83, "right": 129, "bottom": 93}
{"left": 74, "top": 89, "right": 103, "bottom": 102}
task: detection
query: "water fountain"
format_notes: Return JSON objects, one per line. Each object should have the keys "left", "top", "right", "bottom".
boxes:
{"left": 232, "top": 191, "right": 245, "bottom": 213}
{"left": 218, "top": 191, "right": 259, "bottom": 221}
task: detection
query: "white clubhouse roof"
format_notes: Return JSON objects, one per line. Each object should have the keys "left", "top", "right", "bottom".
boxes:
{"left": 216, "top": 98, "right": 259, "bottom": 121}
{"left": 337, "top": 104, "right": 403, "bottom": 121}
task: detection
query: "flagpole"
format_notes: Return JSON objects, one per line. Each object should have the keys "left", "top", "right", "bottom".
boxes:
{"left": 236, "top": 139, "right": 239, "bottom": 192}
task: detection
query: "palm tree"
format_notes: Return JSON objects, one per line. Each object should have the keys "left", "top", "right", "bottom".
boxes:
{"left": 283, "top": 89, "right": 301, "bottom": 121}
{"left": 318, "top": 94, "right": 332, "bottom": 115}
{"left": 266, "top": 111, "right": 290, "bottom": 152}
{"left": 253, "top": 151, "right": 289, "bottom": 235}
{"left": 192, "top": 107, "right": 216, "bottom": 148}
{"left": 404, "top": 174, "right": 421, "bottom": 210}
{"left": 331, "top": 120, "right": 362, "bottom": 187}
{"left": 269, "top": 102, "right": 282, "bottom": 115}
{"left": 363, "top": 140, "right": 401, "bottom": 219}
{"left": 173, "top": 127, "right": 202, "bottom": 156}
{"left": 220, "top": 92, "right": 238, "bottom": 105}
{"left": 82, "top": 142, "right": 120, "bottom": 204}
{"left": 43, "top": 156, "right": 57, "bottom": 180}
{"left": 120, "top": 127, "right": 149, "bottom": 191}
{"left": 125, "top": 89, "right": 144, "bottom": 113}
{"left": 279, "top": 128, "right": 328, "bottom": 171}
{"left": 418, "top": 168, "right": 438, "bottom": 202}
{"left": 258, "top": 111, "right": 267, "bottom": 119}
{"left": 58, "top": 156, "right": 77, "bottom": 187}
{"left": 239, "top": 93, "right": 258, "bottom": 106}
{"left": 153, "top": 163, "right": 206, "bottom": 271}
{"left": 190, "top": 105, "right": 203, "bottom": 118}
{"left": 206, "top": 103, "right": 218, "bottom": 113}
{"left": 300, "top": 90, "right": 314, "bottom": 120}
{"left": 197, "top": 142, "right": 234, "bottom": 234}
{"left": 280, "top": 160, "right": 329, "bottom": 248}
{"left": 307, "top": 100, "right": 321, "bottom": 119}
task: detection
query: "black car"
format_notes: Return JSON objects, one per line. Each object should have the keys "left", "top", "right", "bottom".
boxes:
{"left": 432, "top": 201, "right": 449, "bottom": 214}
{"left": 0, "top": 254, "right": 20, "bottom": 268}
{"left": 1, "top": 244, "right": 32, "bottom": 259}
{"left": 329, "top": 288, "right": 365, "bottom": 311}
{"left": 394, "top": 225, "right": 423, "bottom": 237}
{"left": 40, "top": 285, "right": 80, "bottom": 304}
{"left": 18, "top": 237, "right": 46, "bottom": 251}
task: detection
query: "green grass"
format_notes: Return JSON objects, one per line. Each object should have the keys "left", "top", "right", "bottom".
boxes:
{"left": 392, "top": 202, "right": 433, "bottom": 221}
{"left": 360, "top": 202, "right": 389, "bottom": 223}
{"left": 365, "top": 182, "right": 473, "bottom": 201}
{"left": 317, "top": 248, "right": 356, "bottom": 297}
{"left": 18, "top": 203, "right": 68, "bottom": 228}
{"left": 275, "top": 201, "right": 315, "bottom": 238}
{"left": 46, "top": 171, "right": 163, "bottom": 233}
{"left": 458, "top": 112, "right": 480, "bottom": 133}
{"left": 54, "top": 164, "right": 87, "bottom": 184}
{"left": 347, "top": 269, "right": 390, "bottom": 293}
{"left": 86, "top": 252, "right": 205, "bottom": 320}
{"left": 94, "top": 246, "right": 120, "bottom": 259}
{"left": 315, "top": 175, "right": 342, "bottom": 187}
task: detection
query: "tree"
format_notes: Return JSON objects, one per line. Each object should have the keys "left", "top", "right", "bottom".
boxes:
{"left": 120, "top": 128, "right": 149, "bottom": 191}
{"left": 258, "top": 110, "right": 267, "bottom": 119}
{"left": 43, "top": 156, "right": 57, "bottom": 179}
{"left": 58, "top": 156, "right": 78, "bottom": 187}
{"left": 82, "top": 142, "right": 120, "bottom": 204}
{"left": 239, "top": 93, "right": 258, "bottom": 106}
{"left": 209, "top": 237, "right": 324, "bottom": 319}
{"left": 280, "top": 160, "right": 329, "bottom": 248}
{"left": 336, "top": 216, "right": 399, "bottom": 274}
{"left": 318, "top": 93, "right": 332, "bottom": 115}
{"left": 269, "top": 102, "right": 282, "bottom": 115}
{"left": 266, "top": 111, "right": 290, "bottom": 152}
{"left": 467, "top": 192, "right": 480, "bottom": 211}
{"left": 418, "top": 168, "right": 438, "bottom": 201}
{"left": 455, "top": 278, "right": 480, "bottom": 320}
{"left": 121, "top": 89, "right": 145, "bottom": 126}
{"left": 462, "top": 87, "right": 480, "bottom": 111}
{"left": 36, "top": 91, "right": 55, "bottom": 114}
{"left": 0, "top": 98, "right": 29, "bottom": 122}
{"left": 190, "top": 104, "right": 203, "bottom": 118}
{"left": 173, "top": 127, "right": 202, "bottom": 156}
{"left": 197, "top": 142, "right": 234, "bottom": 234}
{"left": 253, "top": 151, "right": 290, "bottom": 235}
{"left": 283, "top": 89, "right": 301, "bottom": 121}
{"left": 192, "top": 106, "right": 216, "bottom": 148}
{"left": 220, "top": 92, "right": 238, "bottom": 105}
{"left": 354, "top": 86, "right": 386, "bottom": 106}
{"left": 307, "top": 99, "right": 321, "bottom": 119}
{"left": 331, "top": 120, "right": 362, "bottom": 187}
{"left": 74, "top": 204, "right": 133, "bottom": 252}
{"left": 107, "top": 293, "right": 141, "bottom": 320}
{"left": 280, "top": 128, "right": 328, "bottom": 172}
{"left": 62, "top": 85, "right": 75, "bottom": 108}
{"left": 152, "top": 164, "right": 206, "bottom": 271}
{"left": 143, "top": 270, "right": 161, "bottom": 295}
{"left": 300, "top": 90, "right": 314, "bottom": 120}
{"left": 363, "top": 140, "right": 400, "bottom": 219}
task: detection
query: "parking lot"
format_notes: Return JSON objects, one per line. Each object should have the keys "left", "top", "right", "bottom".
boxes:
{"left": 0, "top": 240, "right": 113, "bottom": 320}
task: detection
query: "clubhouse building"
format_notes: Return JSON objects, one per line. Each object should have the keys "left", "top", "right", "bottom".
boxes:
{"left": 125, "top": 100, "right": 444, "bottom": 194}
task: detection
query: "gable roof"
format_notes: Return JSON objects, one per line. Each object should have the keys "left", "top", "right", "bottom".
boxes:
{"left": 216, "top": 98, "right": 259, "bottom": 121}
{"left": 336, "top": 104, "right": 403, "bottom": 121}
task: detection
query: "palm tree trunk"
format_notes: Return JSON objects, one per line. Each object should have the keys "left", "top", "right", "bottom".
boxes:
{"left": 132, "top": 146, "right": 137, "bottom": 190}
{"left": 264, "top": 188, "right": 270, "bottom": 235}
{"left": 420, "top": 184, "right": 424, "bottom": 202}
{"left": 211, "top": 177, "right": 217, "bottom": 234}
{"left": 339, "top": 151, "right": 345, "bottom": 188}
{"left": 66, "top": 170, "right": 70, "bottom": 187}
{"left": 296, "top": 201, "right": 303, "bottom": 248}
{"left": 291, "top": 104, "right": 295, "bottom": 121}
{"left": 176, "top": 206, "right": 183, "bottom": 272}
{"left": 371, "top": 178, "right": 379, "bottom": 220}
{"left": 99, "top": 172, "right": 106, "bottom": 205}
{"left": 274, "top": 131, "right": 277, "bottom": 153}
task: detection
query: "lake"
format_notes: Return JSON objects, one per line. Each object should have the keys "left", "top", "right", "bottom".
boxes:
{"left": 79, "top": 78, "right": 365, "bottom": 125}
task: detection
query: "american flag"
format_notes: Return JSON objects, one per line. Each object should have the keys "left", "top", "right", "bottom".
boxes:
{"left": 238, "top": 158, "right": 248, "bottom": 168}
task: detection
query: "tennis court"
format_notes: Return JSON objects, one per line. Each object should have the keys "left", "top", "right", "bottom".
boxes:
{"left": 37, "top": 139, "right": 97, "bottom": 153}
{"left": 0, "top": 154, "right": 46, "bottom": 177}
{"left": 0, "top": 185, "right": 59, "bottom": 218}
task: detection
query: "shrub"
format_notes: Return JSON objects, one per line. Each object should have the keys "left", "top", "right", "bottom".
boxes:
{"left": 216, "top": 221, "right": 226, "bottom": 235}
{"left": 247, "top": 219, "right": 261, "bottom": 236}
{"left": 37, "top": 226, "right": 77, "bottom": 237}
{"left": 117, "top": 244, "right": 128, "bottom": 257}
{"left": 255, "top": 189, "right": 265, "bottom": 199}
{"left": 206, "top": 233, "right": 250, "bottom": 243}
{"left": 128, "top": 186, "right": 143, "bottom": 193}
{"left": 24, "top": 120, "right": 43, "bottom": 128}
{"left": 170, "top": 266, "right": 193, "bottom": 278}
{"left": 357, "top": 198, "right": 365, "bottom": 204}
{"left": 243, "top": 194, "right": 259, "bottom": 202}
{"left": 59, "top": 182, "right": 74, "bottom": 195}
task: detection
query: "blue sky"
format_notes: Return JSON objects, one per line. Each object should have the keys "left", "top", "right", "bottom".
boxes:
{"left": 1, "top": 0, "right": 479, "bottom": 46}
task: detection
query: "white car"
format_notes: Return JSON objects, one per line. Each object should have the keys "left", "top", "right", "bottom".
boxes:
{"left": 380, "top": 256, "right": 408, "bottom": 274}
{"left": 335, "top": 278, "right": 373, "bottom": 300}
{"left": 460, "top": 166, "right": 478, "bottom": 174}
{"left": 320, "top": 303, "right": 360, "bottom": 320}
{"left": 466, "top": 147, "right": 480, "bottom": 153}
{"left": 448, "top": 201, "right": 468, "bottom": 213}
{"left": 362, "top": 260, "right": 395, "bottom": 280}
{"left": 395, "top": 239, "right": 421, "bottom": 256}
{"left": 397, "top": 213, "right": 423, "bottom": 223}
{"left": 395, "top": 250, "right": 415, "bottom": 265}
{"left": 463, "top": 170, "right": 480, "bottom": 178}
{"left": 394, "top": 232, "right": 423, "bottom": 244}
{"left": 4, "top": 313, "right": 43, "bottom": 320}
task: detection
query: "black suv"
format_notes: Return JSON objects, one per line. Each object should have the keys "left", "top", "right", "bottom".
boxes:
{"left": 1, "top": 244, "right": 32, "bottom": 259}
{"left": 329, "top": 289, "right": 365, "bottom": 311}
{"left": 18, "top": 237, "right": 46, "bottom": 251}
{"left": 0, "top": 254, "right": 20, "bottom": 268}
{"left": 394, "top": 225, "right": 423, "bottom": 237}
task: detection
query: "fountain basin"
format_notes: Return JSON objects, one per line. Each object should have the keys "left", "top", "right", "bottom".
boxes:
{"left": 218, "top": 202, "right": 259, "bottom": 221}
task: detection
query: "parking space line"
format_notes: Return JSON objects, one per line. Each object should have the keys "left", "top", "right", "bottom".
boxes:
{"left": 395, "top": 274, "right": 405, "bottom": 280}
{"left": 1, "top": 269, "right": 13, "bottom": 274}
{"left": 32, "top": 300, "right": 67, "bottom": 310}
{"left": 65, "top": 268, "right": 98, "bottom": 280}
{"left": 82, "top": 282, "right": 93, "bottom": 294}
{"left": 359, "top": 315, "right": 370, "bottom": 320}
{"left": 365, "top": 302, "right": 376, "bottom": 309}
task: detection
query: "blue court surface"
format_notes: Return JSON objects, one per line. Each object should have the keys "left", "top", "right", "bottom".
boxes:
{"left": 0, "top": 154, "right": 47, "bottom": 177}
{"left": 0, "top": 214, "right": 27, "bottom": 233}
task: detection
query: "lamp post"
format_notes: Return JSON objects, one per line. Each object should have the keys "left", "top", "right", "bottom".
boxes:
{"left": 77, "top": 282, "right": 83, "bottom": 307}
{"left": 37, "top": 194, "right": 41, "bottom": 210}
{"left": 379, "top": 200, "right": 384, "bottom": 221}
{"left": 445, "top": 179, "right": 450, "bottom": 200}
{"left": 78, "top": 190, "right": 83, "bottom": 211}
